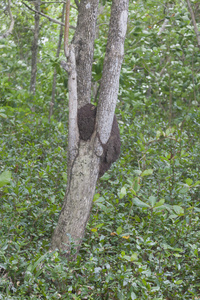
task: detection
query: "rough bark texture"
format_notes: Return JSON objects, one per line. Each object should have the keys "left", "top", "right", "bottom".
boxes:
{"left": 67, "top": 45, "right": 79, "bottom": 170}
{"left": 51, "top": 140, "right": 100, "bottom": 253}
{"left": 72, "top": 0, "right": 99, "bottom": 108}
{"left": 30, "top": 0, "right": 40, "bottom": 94}
{"left": 96, "top": 0, "right": 129, "bottom": 151}
{"left": 49, "top": 4, "right": 65, "bottom": 121}
{"left": 51, "top": 0, "right": 129, "bottom": 255}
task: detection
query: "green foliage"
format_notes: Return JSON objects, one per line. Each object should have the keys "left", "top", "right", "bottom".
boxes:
{"left": 0, "top": 0, "right": 200, "bottom": 299}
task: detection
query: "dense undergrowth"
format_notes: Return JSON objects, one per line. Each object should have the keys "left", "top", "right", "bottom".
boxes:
{"left": 1, "top": 0, "right": 200, "bottom": 299}
{"left": 1, "top": 98, "right": 200, "bottom": 299}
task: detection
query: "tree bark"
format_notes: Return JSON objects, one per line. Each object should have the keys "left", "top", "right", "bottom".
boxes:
{"left": 51, "top": 0, "right": 129, "bottom": 256}
{"left": 30, "top": 0, "right": 40, "bottom": 94}
{"left": 49, "top": 4, "right": 65, "bottom": 121}
{"left": 0, "top": 0, "right": 14, "bottom": 40}
{"left": 186, "top": 0, "right": 200, "bottom": 49}
{"left": 72, "top": 0, "right": 99, "bottom": 107}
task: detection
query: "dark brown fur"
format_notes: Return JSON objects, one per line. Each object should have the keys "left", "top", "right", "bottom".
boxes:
{"left": 77, "top": 104, "right": 121, "bottom": 177}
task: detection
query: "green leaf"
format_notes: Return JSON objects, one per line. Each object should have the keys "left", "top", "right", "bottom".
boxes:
{"left": 0, "top": 171, "right": 12, "bottom": 188}
{"left": 100, "top": 174, "right": 110, "bottom": 180}
{"left": 119, "top": 186, "right": 126, "bottom": 199}
{"left": 179, "top": 186, "right": 189, "bottom": 194}
{"left": 148, "top": 196, "right": 157, "bottom": 207}
{"left": 173, "top": 205, "right": 184, "bottom": 215}
{"left": 185, "top": 178, "right": 193, "bottom": 186}
{"left": 95, "top": 223, "right": 104, "bottom": 229}
{"left": 117, "top": 226, "right": 122, "bottom": 235}
{"left": 132, "top": 197, "right": 150, "bottom": 208}
{"left": 95, "top": 203, "right": 111, "bottom": 213}
{"left": 192, "top": 180, "right": 200, "bottom": 187}
{"left": 0, "top": 112, "right": 7, "bottom": 118}
{"left": 131, "top": 292, "right": 137, "bottom": 300}
{"left": 141, "top": 169, "right": 153, "bottom": 177}
{"left": 175, "top": 280, "right": 183, "bottom": 285}
{"left": 154, "top": 198, "right": 165, "bottom": 208}
{"left": 62, "top": 172, "right": 67, "bottom": 182}
{"left": 93, "top": 193, "right": 100, "bottom": 202}
{"left": 133, "top": 177, "right": 140, "bottom": 192}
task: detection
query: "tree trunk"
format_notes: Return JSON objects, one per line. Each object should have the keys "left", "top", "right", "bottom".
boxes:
{"left": 30, "top": 0, "right": 40, "bottom": 94}
{"left": 51, "top": 0, "right": 129, "bottom": 256}
{"left": 0, "top": 0, "right": 14, "bottom": 40}
{"left": 49, "top": 4, "right": 65, "bottom": 121}
{"left": 186, "top": 0, "right": 200, "bottom": 49}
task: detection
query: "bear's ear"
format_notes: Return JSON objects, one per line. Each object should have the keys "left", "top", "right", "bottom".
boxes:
{"left": 77, "top": 104, "right": 97, "bottom": 141}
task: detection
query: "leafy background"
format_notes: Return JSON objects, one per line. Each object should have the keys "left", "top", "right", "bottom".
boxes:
{"left": 0, "top": 0, "right": 200, "bottom": 299}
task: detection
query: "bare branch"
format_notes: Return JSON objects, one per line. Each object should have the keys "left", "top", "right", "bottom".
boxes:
{"left": 0, "top": 0, "right": 14, "bottom": 40}
{"left": 64, "top": 0, "right": 70, "bottom": 57}
{"left": 22, "top": 1, "right": 74, "bottom": 29}
{"left": 22, "top": 1, "right": 65, "bottom": 26}
{"left": 186, "top": 0, "right": 200, "bottom": 49}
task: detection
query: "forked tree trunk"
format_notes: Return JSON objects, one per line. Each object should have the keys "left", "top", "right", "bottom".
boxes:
{"left": 51, "top": 0, "right": 129, "bottom": 256}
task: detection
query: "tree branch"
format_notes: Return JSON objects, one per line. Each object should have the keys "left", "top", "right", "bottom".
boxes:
{"left": 158, "top": 18, "right": 169, "bottom": 36}
{"left": 72, "top": 0, "right": 99, "bottom": 107}
{"left": 60, "top": 59, "right": 69, "bottom": 72}
{"left": 22, "top": 1, "right": 65, "bottom": 26}
{"left": 96, "top": 0, "right": 129, "bottom": 154}
{"left": 74, "top": 0, "right": 79, "bottom": 9}
{"left": 67, "top": 45, "right": 79, "bottom": 170}
{"left": 186, "top": 0, "right": 200, "bottom": 49}
{"left": 22, "top": 1, "right": 75, "bottom": 29}
{"left": 0, "top": 0, "right": 14, "bottom": 40}
{"left": 64, "top": 0, "right": 70, "bottom": 57}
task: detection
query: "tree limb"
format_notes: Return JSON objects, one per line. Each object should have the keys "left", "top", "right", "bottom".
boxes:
{"left": 64, "top": 0, "right": 70, "bottom": 57}
{"left": 186, "top": 0, "right": 200, "bottom": 49}
{"left": 0, "top": 0, "right": 14, "bottom": 39}
{"left": 158, "top": 18, "right": 169, "bottom": 36}
{"left": 71, "top": 0, "right": 99, "bottom": 107}
{"left": 22, "top": 1, "right": 65, "bottom": 26}
{"left": 74, "top": 0, "right": 79, "bottom": 9}
{"left": 67, "top": 45, "right": 79, "bottom": 169}
{"left": 96, "top": 0, "right": 129, "bottom": 153}
{"left": 60, "top": 59, "right": 69, "bottom": 72}
{"left": 22, "top": 1, "right": 75, "bottom": 29}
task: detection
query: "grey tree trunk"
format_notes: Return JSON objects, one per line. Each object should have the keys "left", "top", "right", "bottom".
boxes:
{"left": 30, "top": 0, "right": 40, "bottom": 94}
{"left": 186, "top": 0, "right": 200, "bottom": 49}
{"left": 51, "top": 0, "right": 129, "bottom": 256}
{"left": 49, "top": 4, "right": 65, "bottom": 121}
{"left": 0, "top": 0, "right": 14, "bottom": 40}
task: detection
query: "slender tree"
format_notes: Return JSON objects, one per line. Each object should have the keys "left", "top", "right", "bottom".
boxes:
{"left": 51, "top": 0, "right": 129, "bottom": 256}
{"left": 186, "top": 0, "right": 200, "bottom": 49}
{"left": 0, "top": 0, "right": 14, "bottom": 40}
{"left": 30, "top": 0, "right": 40, "bottom": 94}
{"left": 49, "top": 3, "right": 66, "bottom": 121}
